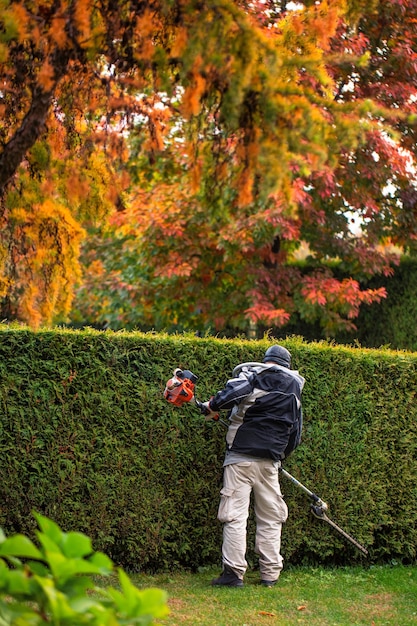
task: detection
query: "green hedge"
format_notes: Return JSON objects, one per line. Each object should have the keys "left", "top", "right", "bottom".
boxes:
{"left": 0, "top": 326, "right": 416, "bottom": 572}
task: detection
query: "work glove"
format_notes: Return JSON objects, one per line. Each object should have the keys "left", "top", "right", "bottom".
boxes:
{"left": 201, "top": 401, "right": 219, "bottom": 422}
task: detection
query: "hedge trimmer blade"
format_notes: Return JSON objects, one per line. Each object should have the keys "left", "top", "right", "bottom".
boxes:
{"left": 310, "top": 505, "right": 369, "bottom": 556}
{"left": 281, "top": 468, "right": 368, "bottom": 556}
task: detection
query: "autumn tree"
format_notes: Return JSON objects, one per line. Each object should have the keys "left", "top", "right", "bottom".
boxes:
{"left": 73, "top": 0, "right": 417, "bottom": 335}
{"left": 1, "top": 0, "right": 416, "bottom": 332}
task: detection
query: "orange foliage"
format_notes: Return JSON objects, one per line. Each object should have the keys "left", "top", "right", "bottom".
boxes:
{"left": 236, "top": 169, "right": 254, "bottom": 207}
{"left": 50, "top": 16, "right": 68, "bottom": 47}
{"left": 245, "top": 304, "right": 291, "bottom": 326}
{"left": 38, "top": 60, "right": 55, "bottom": 92}
{"left": 181, "top": 57, "right": 207, "bottom": 118}
{"left": 74, "top": 0, "right": 92, "bottom": 46}
{"left": 301, "top": 273, "right": 387, "bottom": 326}
{"left": 170, "top": 27, "right": 188, "bottom": 58}
{"left": 11, "top": 2, "right": 30, "bottom": 41}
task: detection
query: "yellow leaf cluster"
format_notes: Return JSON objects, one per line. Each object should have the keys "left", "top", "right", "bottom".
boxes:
{"left": 4, "top": 196, "right": 86, "bottom": 327}
{"left": 0, "top": 244, "right": 11, "bottom": 299}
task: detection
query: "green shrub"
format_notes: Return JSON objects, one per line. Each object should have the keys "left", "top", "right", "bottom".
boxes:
{"left": 0, "top": 326, "right": 416, "bottom": 570}
{"left": 0, "top": 511, "right": 168, "bottom": 625}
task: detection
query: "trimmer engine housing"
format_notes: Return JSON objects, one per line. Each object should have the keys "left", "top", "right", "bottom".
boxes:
{"left": 164, "top": 368, "right": 198, "bottom": 407}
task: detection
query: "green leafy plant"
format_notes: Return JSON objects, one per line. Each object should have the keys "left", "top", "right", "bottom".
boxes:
{"left": 0, "top": 512, "right": 169, "bottom": 625}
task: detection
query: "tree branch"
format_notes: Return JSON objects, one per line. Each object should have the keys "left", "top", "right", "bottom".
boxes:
{"left": 0, "top": 84, "right": 53, "bottom": 193}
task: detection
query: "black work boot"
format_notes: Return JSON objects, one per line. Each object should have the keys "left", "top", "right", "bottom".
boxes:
{"left": 211, "top": 565, "right": 244, "bottom": 587}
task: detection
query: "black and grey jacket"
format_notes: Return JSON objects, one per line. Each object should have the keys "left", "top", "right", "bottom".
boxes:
{"left": 209, "top": 362, "right": 305, "bottom": 462}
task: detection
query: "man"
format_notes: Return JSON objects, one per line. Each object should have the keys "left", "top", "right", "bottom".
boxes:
{"left": 202, "top": 344, "right": 305, "bottom": 588}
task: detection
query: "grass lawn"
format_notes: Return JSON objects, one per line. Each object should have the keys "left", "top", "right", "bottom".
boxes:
{"left": 129, "top": 564, "right": 417, "bottom": 626}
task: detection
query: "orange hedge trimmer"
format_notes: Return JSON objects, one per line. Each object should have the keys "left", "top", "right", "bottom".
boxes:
{"left": 164, "top": 368, "right": 226, "bottom": 426}
{"left": 164, "top": 368, "right": 368, "bottom": 557}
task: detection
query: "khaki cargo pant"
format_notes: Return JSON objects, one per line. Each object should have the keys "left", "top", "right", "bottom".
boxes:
{"left": 218, "top": 460, "right": 288, "bottom": 581}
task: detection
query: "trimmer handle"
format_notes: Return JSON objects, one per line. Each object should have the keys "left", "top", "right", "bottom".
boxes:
{"left": 194, "top": 399, "right": 206, "bottom": 413}
{"left": 195, "top": 399, "right": 224, "bottom": 424}
{"left": 195, "top": 399, "right": 218, "bottom": 419}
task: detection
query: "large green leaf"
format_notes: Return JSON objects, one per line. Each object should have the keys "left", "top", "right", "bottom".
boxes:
{"left": 0, "top": 536, "right": 43, "bottom": 561}
{"left": 34, "top": 513, "right": 63, "bottom": 545}
{"left": 47, "top": 552, "right": 113, "bottom": 584}
{"left": 60, "top": 532, "right": 92, "bottom": 559}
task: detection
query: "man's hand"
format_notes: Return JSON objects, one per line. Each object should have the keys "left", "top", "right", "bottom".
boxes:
{"left": 201, "top": 401, "right": 219, "bottom": 421}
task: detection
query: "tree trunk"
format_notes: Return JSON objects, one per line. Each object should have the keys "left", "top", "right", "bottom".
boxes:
{"left": 0, "top": 84, "right": 54, "bottom": 193}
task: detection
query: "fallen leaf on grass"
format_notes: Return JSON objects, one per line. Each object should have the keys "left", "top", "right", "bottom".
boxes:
{"left": 259, "top": 610, "right": 276, "bottom": 617}
{"left": 297, "top": 605, "right": 307, "bottom": 611}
